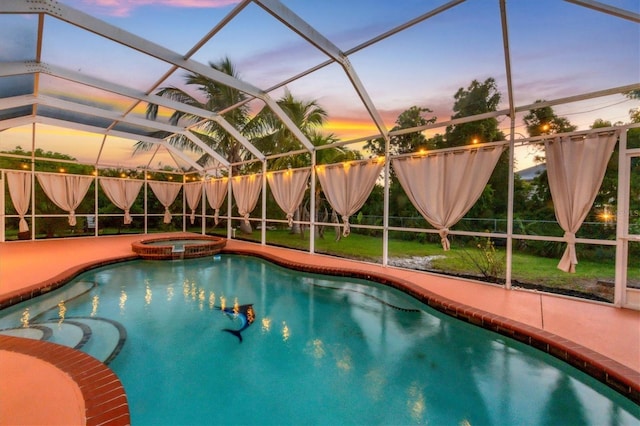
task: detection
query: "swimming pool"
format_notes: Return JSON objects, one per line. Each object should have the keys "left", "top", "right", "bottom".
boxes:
{"left": 1, "top": 255, "right": 638, "bottom": 425}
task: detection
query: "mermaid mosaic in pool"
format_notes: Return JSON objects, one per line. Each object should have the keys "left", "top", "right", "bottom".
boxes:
{"left": 0, "top": 255, "right": 638, "bottom": 425}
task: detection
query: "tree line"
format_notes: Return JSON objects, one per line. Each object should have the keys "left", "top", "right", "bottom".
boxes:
{"left": 2, "top": 57, "right": 638, "bottom": 258}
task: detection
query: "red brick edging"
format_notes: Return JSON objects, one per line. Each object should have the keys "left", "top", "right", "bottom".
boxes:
{"left": 0, "top": 335, "right": 130, "bottom": 425}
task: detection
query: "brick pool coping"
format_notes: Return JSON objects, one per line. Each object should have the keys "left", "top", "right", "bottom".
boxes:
{"left": 1, "top": 245, "right": 638, "bottom": 426}
{"left": 0, "top": 335, "right": 130, "bottom": 425}
{"left": 0, "top": 255, "right": 137, "bottom": 426}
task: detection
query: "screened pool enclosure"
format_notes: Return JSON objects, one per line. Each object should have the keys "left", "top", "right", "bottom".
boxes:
{"left": 1, "top": 0, "right": 639, "bottom": 309}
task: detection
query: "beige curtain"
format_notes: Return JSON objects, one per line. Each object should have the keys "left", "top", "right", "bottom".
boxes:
{"left": 6, "top": 171, "right": 31, "bottom": 232}
{"left": 316, "top": 159, "right": 384, "bottom": 236}
{"left": 148, "top": 181, "right": 182, "bottom": 224}
{"left": 184, "top": 182, "right": 203, "bottom": 224}
{"left": 545, "top": 132, "right": 618, "bottom": 273}
{"left": 36, "top": 173, "right": 93, "bottom": 226}
{"left": 231, "top": 174, "right": 262, "bottom": 225}
{"left": 205, "top": 178, "right": 229, "bottom": 225}
{"left": 99, "top": 178, "right": 143, "bottom": 224}
{"left": 392, "top": 146, "right": 503, "bottom": 250}
{"left": 267, "top": 168, "right": 310, "bottom": 227}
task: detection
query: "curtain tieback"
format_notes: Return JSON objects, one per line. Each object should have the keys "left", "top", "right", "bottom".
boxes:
{"left": 342, "top": 215, "right": 350, "bottom": 237}
{"left": 286, "top": 212, "right": 294, "bottom": 227}
{"left": 557, "top": 231, "right": 579, "bottom": 273}
{"left": 18, "top": 217, "right": 29, "bottom": 233}
{"left": 69, "top": 210, "right": 77, "bottom": 227}
{"left": 163, "top": 207, "right": 172, "bottom": 224}
{"left": 214, "top": 209, "right": 220, "bottom": 225}
{"left": 564, "top": 231, "right": 578, "bottom": 264}
{"left": 243, "top": 212, "right": 250, "bottom": 225}
{"left": 438, "top": 228, "right": 450, "bottom": 251}
{"left": 563, "top": 231, "right": 576, "bottom": 245}
{"left": 124, "top": 209, "right": 132, "bottom": 225}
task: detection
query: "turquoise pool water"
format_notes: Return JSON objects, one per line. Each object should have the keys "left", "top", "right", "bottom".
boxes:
{"left": 1, "top": 255, "right": 638, "bottom": 425}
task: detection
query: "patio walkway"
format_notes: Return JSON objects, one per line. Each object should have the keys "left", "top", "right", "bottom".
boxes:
{"left": 1, "top": 233, "right": 639, "bottom": 424}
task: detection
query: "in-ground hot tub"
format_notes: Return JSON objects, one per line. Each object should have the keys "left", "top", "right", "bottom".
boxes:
{"left": 132, "top": 235, "right": 226, "bottom": 260}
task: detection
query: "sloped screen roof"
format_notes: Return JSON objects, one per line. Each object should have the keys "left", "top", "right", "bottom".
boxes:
{"left": 0, "top": 0, "right": 638, "bottom": 173}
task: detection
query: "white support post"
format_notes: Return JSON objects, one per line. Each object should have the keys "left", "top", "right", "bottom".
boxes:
{"left": 500, "top": 0, "right": 515, "bottom": 289}
{"left": 382, "top": 146, "right": 390, "bottom": 266}
{"left": 0, "top": 170, "right": 5, "bottom": 243}
{"left": 310, "top": 150, "right": 316, "bottom": 254}
{"left": 262, "top": 161, "right": 267, "bottom": 245}
{"left": 94, "top": 169, "right": 98, "bottom": 236}
{"left": 30, "top": 124, "right": 35, "bottom": 240}
{"left": 227, "top": 166, "right": 233, "bottom": 239}
{"left": 614, "top": 129, "right": 629, "bottom": 307}
{"left": 182, "top": 175, "right": 187, "bottom": 232}
{"left": 201, "top": 175, "right": 206, "bottom": 235}
{"left": 30, "top": 160, "right": 35, "bottom": 240}
{"left": 144, "top": 173, "right": 148, "bottom": 234}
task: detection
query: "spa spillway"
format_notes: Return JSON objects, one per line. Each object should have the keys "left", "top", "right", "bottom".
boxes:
{"left": 132, "top": 236, "right": 226, "bottom": 260}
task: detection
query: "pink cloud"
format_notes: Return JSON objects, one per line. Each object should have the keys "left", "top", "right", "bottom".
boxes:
{"left": 73, "top": 0, "right": 241, "bottom": 17}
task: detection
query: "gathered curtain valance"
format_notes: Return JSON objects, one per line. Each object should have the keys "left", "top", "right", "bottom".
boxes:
{"left": 205, "top": 178, "right": 229, "bottom": 225}
{"left": 184, "top": 182, "right": 203, "bottom": 224}
{"left": 99, "top": 178, "right": 143, "bottom": 224}
{"left": 148, "top": 181, "right": 182, "bottom": 224}
{"left": 231, "top": 174, "right": 262, "bottom": 225}
{"left": 6, "top": 171, "right": 31, "bottom": 232}
{"left": 545, "top": 132, "right": 618, "bottom": 273}
{"left": 267, "top": 168, "right": 310, "bottom": 227}
{"left": 316, "top": 159, "right": 384, "bottom": 236}
{"left": 36, "top": 173, "right": 93, "bottom": 226}
{"left": 392, "top": 146, "right": 503, "bottom": 250}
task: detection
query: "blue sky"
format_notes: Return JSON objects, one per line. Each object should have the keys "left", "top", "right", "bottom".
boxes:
{"left": 58, "top": 0, "right": 638, "bottom": 134}
{"left": 3, "top": 0, "right": 639, "bottom": 169}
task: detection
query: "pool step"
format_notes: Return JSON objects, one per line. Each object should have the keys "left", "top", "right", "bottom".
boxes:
{"left": 0, "top": 324, "right": 52, "bottom": 340}
{"left": 26, "top": 320, "right": 90, "bottom": 349}
{"left": 63, "top": 317, "right": 127, "bottom": 364}
{"left": 0, "top": 316, "right": 126, "bottom": 364}
{"left": 0, "top": 281, "right": 96, "bottom": 329}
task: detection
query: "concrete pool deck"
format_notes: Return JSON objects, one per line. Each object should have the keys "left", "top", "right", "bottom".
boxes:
{"left": 1, "top": 232, "right": 639, "bottom": 424}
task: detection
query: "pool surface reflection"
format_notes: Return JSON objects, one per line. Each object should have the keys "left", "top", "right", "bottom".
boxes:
{"left": 1, "top": 254, "right": 638, "bottom": 425}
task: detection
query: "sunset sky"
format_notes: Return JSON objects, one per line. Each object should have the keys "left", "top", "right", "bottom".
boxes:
{"left": 1, "top": 0, "right": 638, "bottom": 170}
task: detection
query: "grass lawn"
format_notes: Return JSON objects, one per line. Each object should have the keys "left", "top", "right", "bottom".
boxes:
{"left": 231, "top": 228, "right": 635, "bottom": 301}
{"left": 6, "top": 225, "right": 634, "bottom": 302}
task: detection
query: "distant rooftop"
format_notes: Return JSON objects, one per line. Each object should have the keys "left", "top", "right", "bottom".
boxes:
{"left": 517, "top": 163, "right": 547, "bottom": 181}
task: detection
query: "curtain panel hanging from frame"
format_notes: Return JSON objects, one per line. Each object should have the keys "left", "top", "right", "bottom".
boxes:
{"left": 545, "top": 131, "right": 618, "bottom": 273}
{"left": 99, "top": 177, "right": 144, "bottom": 224}
{"left": 316, "top": 159, "right": 384, "bottom": 237}
{"left": 36, "top": 173, "right": 93, "bottom": 226}
{"left": 148, "top": 181, "right": 182, "bottom": 224}
{"left": 205, "top": 178, "right": 229, "bottom": 225}
{"left": 266, "top": 168, "right": 310, "bottom": 227}
{"left": 6, "top": 171, "right": 31, "bottom": 233}
{"left": 184, "top": 182, "right": 203, "bottom": 225}
{"left": 392, "top": 146, "right": 503, "bottom": 250}
{"left": 231, "top": 174, "right": 263, "bottom": 225}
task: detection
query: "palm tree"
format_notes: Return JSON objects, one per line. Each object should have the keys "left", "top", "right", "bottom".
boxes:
{"left": 134, "top": 57, "right": 252, "bottom": 172}
{"left": 250, "top": 90, "right": 362, "bottom": 236}
{"left": 137, "top": 60, "right": 360, "bottom": 237}
{"left": 254, "top": 88, "right": 361, "bottom": 168}
{"left": 250, "top": 88, "right": 328, "bottom": 169}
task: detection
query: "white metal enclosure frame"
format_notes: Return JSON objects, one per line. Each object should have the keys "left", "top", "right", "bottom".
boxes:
{"left": 0, "top": 0, "right": 639, "bottom": 308}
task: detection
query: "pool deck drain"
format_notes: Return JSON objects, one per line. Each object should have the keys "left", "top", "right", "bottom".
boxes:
{"left": 1, "top": 232, "right": 639, "bottom": 424}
